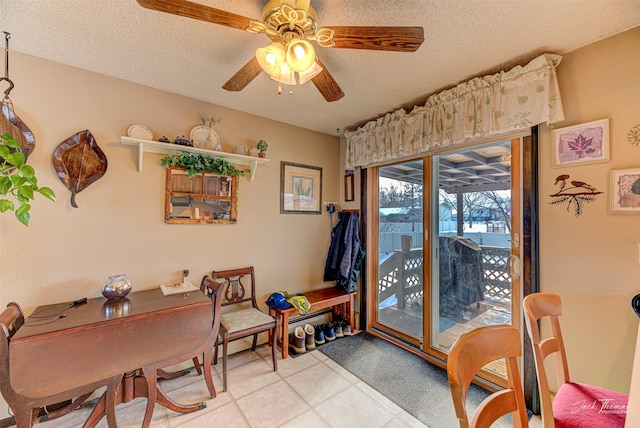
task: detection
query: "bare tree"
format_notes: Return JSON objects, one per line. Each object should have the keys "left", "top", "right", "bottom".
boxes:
{"left": 439, "top": 189, "right": 511, "bottom": 233}
{"left": 481, "top": 191, "right": 511, "bottom": 233}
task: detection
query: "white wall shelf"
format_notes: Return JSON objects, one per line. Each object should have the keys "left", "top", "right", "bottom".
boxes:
{"left": 120, "top": 136, "right": 269, "bottom": 182}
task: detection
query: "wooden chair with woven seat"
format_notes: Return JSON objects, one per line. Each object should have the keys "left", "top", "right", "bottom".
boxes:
{"left": 212, "top": 266, "right": 279, "bottom": 391}
{"left": 447, "top": 324, "right": 529, "bottom": 428}
{"left": 523, "top": 292, "right": 628, "bottom": 427}
{"left": 1, "top": 302, "right": 121, "bottom": 428}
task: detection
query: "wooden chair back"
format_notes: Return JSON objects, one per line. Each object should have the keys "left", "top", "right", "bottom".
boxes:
{"left": 448, "top": 324, "right": 529, "bottom": 428}
{"left": 1, "top": 302, "right": 25, "bottom": 396}
{"left": 522, "top": 292, "right": 570, "bottom": 427}
{"left": 210, "top": 266, "right": 278, "bottom": 391}
{"left": 212, "top": 266, "right": 258, "bottom": 309}
{"left": 200, "top": 276, "right": 225, "bottom": 336}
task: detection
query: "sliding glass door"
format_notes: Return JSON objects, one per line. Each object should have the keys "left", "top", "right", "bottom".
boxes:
{"left": 376, "top": 160, "right": 424, "bottom": 341}
{"left": 371, "top": 138, "right": 523, "bottom": 383}
{"left": 430, "top": 141, "right": 520, "bottom": 381}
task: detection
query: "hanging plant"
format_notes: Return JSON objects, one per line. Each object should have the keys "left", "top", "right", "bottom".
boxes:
{"left": 1, "top": 132, "right": 56, "bottom": 226}
{"left": 160, "top": 151, "right": 247, "bottom": 177}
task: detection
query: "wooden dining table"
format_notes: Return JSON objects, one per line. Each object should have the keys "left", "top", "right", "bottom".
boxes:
{"left": 10, "top": 288, "right": 213, "bottom": 427}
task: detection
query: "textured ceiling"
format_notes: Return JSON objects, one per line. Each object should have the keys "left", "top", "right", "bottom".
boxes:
{"left": 2, "top": 0, "right": 640, "bottom": 136}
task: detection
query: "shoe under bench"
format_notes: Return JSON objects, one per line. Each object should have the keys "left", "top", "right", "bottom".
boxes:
{"left": 268, "top": 287, "right": 355, "bottom": 359}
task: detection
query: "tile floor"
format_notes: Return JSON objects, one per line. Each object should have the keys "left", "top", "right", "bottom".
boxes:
{"left": 38, "top": 343, "right": 543, "bottom": 428}
{"left": 39, "top": 344, "right": 429, "bottom": 428}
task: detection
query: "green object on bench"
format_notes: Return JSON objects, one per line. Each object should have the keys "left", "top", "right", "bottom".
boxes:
{"left": 268, "top": 286, "right": 355, "bottom": 359}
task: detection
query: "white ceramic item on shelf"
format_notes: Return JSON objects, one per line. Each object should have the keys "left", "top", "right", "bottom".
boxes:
{"left": 233, "top": 145, "right": 247, "bottom": 155}
{"left": 190, "top": 125, "right": 220, "bottom": 150}
{"left": 126, "top": 124, "right": 153, "bottom": 140}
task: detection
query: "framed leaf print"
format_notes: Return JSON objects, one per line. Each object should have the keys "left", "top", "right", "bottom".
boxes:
{"left": 610, "top": 168, "right": 640, "bottom": 214}
{"left": 552, "top": 118, "right": 609, "bottom": 167}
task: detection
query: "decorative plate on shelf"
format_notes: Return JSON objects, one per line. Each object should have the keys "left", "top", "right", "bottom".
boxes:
{"left": 126, "top": 124, "right": 153, "bottom": 140}
{"left": 190, "top": 125, "right": 220, "bottom": 150}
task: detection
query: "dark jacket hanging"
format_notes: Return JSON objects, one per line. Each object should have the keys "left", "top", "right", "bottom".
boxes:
{"left": 324, "top": 211, "right": 365, "bottom": 293}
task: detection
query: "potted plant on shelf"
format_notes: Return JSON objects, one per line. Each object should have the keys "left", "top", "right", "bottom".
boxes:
{"left": 1, "top": 132, "right": 56, "bottom": 226}
{"left": 160, "top": 151, "right": 246, "bottom": 177}
{"left": 257, "top": 140, "right": 268, "bottom": 158}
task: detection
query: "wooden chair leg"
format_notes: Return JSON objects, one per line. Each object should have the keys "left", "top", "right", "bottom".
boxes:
{"left": 222, "top": 335, "right": 229, "bottom": 392}
{"left": 201, "top": 347, "right": 216, "bottom": 399}
{"left": 213, "top": 339, "right": 219, "bottom": 365}
{"left": 156, "top": 368, "right": 190, "bottom": 379}
{"left": 251, "top": 333, "right": 258, "bottom": 351}
{"left": 271, "top": 326, "right": 278, "bottom": 371}
{"left": 192, "top": 356, "right": 203, "bottom": 375}
{"left": 12, "top": 406, "right": 36, "bottom": 428}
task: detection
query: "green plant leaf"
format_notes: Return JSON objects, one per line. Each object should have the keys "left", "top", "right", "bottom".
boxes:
{"left": 0, "top": 199, "right": 14, "bottom": 212}
{"left": 160, "top": 151, "right": 246, "bottom": 177}
{"left": 1, "top": 133, "right": 21, "bottom": 148}
{"left": 5, "top": 152, "right": 25, "bottom": 168}
{"left": 0, "top": 144, "right": 10, "bottom": 159}
{"left": 38, "top": 187, "right": 56, "bottom": 202}
{"left": 0, "top": 176, "right": 11, "bottom": 195}
{"left": 15, "top": 203, "right": 31, "bottom": 226}
{"left": 11, "top": 175, "right": 26, "bottom": 187}
{"left": 18, "top": 185, "right": 34, "bottom": 200}
{"left": 19, "top": 164, "right": 36, "bottom": 178}
{"left": 0, "top": 133, "right": 56, "bottom": 225}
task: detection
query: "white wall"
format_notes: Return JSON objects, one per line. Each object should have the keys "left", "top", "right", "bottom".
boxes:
{"left": 537, "top": 26, "right": 640, "bottom": 393}
{"left": 0, "top": 53, "right": 340, "bottom": 419}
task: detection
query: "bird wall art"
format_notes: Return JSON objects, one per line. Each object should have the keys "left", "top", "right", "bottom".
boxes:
{"left": 549, "top": 174, "right": 602, "bottom": 217}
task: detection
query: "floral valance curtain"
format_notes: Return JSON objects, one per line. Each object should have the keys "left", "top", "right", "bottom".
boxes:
{"left": 345, "top": 54, "right": 564, "bottom": 168}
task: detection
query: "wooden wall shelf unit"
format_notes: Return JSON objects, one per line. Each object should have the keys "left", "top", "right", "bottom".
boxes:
{"left": 120, "top": 136, "right": 269, "bottom": 182}
{"left": 166, "top": 168, "right": 238, "bottom": 224}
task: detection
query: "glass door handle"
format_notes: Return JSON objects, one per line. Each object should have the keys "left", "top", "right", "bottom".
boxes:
{"left": 506, "top": 255, "right": 521, "bottom": 279}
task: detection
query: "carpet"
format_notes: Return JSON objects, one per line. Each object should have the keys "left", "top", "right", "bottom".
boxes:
{"left": 319, "top": 331, "right": 513, "bottom": 428}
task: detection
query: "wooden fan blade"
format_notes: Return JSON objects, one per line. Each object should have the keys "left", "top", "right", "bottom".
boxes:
{"left": 137, "top": 0, "right": 254, "bottom": 31}
{"left": 325, "top": 26, "right": 424, "bottom": 52}
{"left": 222, "top": 57, "right": 263, "bottom": 91}
{"left": 311, "top": 58, "right": 344, "bottom": 102}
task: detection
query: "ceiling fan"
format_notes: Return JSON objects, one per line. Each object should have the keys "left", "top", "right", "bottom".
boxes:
{"left": 136, "top": 0, "right": 424, "bottom": 102}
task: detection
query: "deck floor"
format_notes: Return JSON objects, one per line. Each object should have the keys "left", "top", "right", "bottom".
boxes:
{"left": 378, "top": 296, "right": 511, "bottom": 378}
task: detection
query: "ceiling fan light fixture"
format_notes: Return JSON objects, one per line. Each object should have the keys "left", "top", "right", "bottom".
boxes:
{"left": 270, "top": 60, "right": 321, "bottom": 87}
{"left": 138, "top": 0, "right": 424, "bottom": 102}
{"left": 297, "top": 61, "right": 323, "bottom": 84}
{"left": 286, "top": 39, "right": 315, "bottom": 72}
{"left": 271, "top": 67, "right": 296, "bottom": 86}
{"left": 256, "top": 42, "right": 287, "bottom": 78}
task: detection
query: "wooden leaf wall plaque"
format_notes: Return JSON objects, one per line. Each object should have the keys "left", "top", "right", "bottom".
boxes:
{"left": 53, "top": 130, "right": 107, "bottom": 208}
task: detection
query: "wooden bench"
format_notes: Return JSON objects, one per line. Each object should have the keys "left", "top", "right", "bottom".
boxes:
{"left": 268, "top": 287, "right": 355, "bottom": 359}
